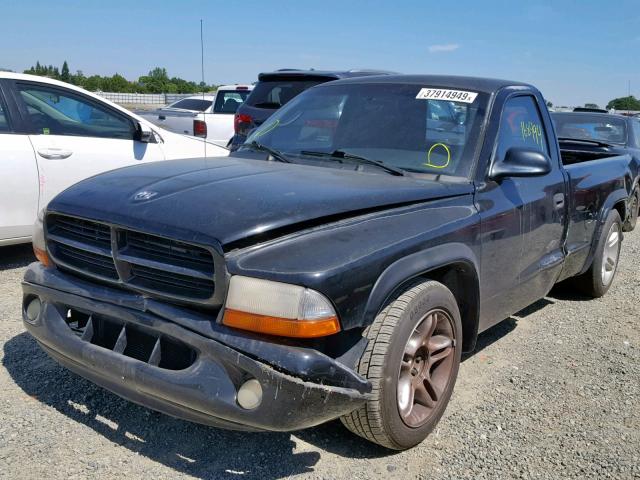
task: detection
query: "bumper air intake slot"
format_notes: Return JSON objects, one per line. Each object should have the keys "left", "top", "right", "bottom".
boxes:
{"left": 63, "top": 309, "right": 197, "bottom": 371}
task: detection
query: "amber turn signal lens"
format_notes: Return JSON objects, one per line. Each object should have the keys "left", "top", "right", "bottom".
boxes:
{"left": 33, "top": 246, "right": 53, "bottom": 268}
{"left": 222, "top": 309, "right": 340, "bottom": 338}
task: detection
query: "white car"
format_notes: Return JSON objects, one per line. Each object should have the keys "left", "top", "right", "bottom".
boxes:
{"left": 0, "top": 72, "right": 228, "bottom": 246}
{"left": 137, "top": 85, "right": 253, "bottom": 147}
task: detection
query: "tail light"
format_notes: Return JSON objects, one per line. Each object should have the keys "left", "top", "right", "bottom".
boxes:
{"left": 193, "top": 119, "right": 207, "bottom": 138}
{"left": 234, "top": 113, "right": 253, "bottom": 134}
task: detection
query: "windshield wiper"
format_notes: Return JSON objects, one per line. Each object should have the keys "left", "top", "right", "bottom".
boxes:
{"left": 241, "top": 141, "right": 291, "bottom": 163}
{"left": 299, "top": 150, "right": 405, "bottom": 176}
{"left": 557, "top": 137, "right": 616, "bottom": 147}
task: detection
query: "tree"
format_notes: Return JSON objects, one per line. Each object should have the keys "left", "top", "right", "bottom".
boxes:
{"left": 546, "top": 100, "right": 553, "bottom": 108}
{"left": 61, "top": 61, "right": 70, "bottom": 82}
{"left": 584, "top": 103, "right": 600, "bottom": 109}
{"left": 84, "top": 75, "right": 104, "bottom": 91}
{"left": 71, "top": 70, "right": 86, "bottom": 87}
{"left": 606, "top": 96, "right": 640, "bottom": 110}
{"left": 138, "top": 67, "right": 171, "bottom": 93}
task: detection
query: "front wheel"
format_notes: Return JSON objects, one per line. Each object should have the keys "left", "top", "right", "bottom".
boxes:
{"left": 340, "top": 280, "right": 462, "bottom": 450}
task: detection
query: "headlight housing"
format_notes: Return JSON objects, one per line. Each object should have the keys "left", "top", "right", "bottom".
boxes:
{"left": 32, "top": 209, "right": 52, "bottom": 267}
{"left": 222, "top": 276, "right": 340, "bottom": 338}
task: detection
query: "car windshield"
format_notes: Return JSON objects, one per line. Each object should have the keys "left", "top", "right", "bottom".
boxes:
{"left": 243, "top": 83, "right": 487, "bottom": 179}
{"left": 552, "top": 113, "right": 627, "bottom": 145}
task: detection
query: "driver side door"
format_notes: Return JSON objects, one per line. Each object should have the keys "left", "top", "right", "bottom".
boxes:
{"left": 13, "top": 81, "right": 165, "bottom": 210}
{"left": 476, "top": 93, "right": 565, "bottom": 329}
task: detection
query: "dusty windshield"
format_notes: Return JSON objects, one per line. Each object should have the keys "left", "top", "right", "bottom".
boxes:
{"left": 242, "top": 83, "right": 487, "bottom": 178}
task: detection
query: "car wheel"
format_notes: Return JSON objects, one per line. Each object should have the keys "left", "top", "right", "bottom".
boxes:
{"left": 340, "top": 280, "right": 462, "bottom": 450}
{"left": 572, "top": 210, "right": 622, "bottom": 298}
{"left": 623, "top": 189, "right": 639, "bottom": 232}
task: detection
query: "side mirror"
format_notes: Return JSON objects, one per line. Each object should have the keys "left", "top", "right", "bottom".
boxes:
{"left": 135, "top": 122, "right": 155, "bottom": 143}
{"left": 489, "top": 147, "right": 551, "bottom": 180}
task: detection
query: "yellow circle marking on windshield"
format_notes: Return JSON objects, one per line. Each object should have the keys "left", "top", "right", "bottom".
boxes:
{"left": 425, "top": 143, "right": 451, "bottom": 169}
{"left": 253, "top": 119, "right": 280, "bottom": 138}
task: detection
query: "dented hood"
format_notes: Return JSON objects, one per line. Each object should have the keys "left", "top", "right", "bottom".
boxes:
{"left": 47, "top": 156, "right": 473, "bottom": 248}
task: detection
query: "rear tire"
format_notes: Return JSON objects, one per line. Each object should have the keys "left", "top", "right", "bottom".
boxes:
{"left": 623, "top": 189, "right": 638, "bottom": 232}
{"left": 571, "top": 210, "right": 622, "bottom": 298}
{"left": 340, "top": 280, "right": 462, "bottom": 450}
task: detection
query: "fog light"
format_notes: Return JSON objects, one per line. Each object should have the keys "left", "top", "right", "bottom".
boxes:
{"left": 237, "top": 379, "right": 262, "bottom": 410}
{"left": 25, "top": 297, "right": 42, "bottom": 323}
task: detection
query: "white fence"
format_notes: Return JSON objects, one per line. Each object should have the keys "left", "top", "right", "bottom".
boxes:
{"left": 94, "top": 92, "right": 205, "bottom": 106}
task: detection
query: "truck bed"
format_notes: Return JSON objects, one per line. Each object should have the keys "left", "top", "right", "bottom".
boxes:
{"left": 559, "top": 147, "right": 620, "bottom": 165}
{"left": 559, "top": 153, "right": 632, "bottom": 280}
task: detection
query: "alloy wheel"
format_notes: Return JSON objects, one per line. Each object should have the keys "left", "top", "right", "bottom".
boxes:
{"left": 397, "top": 308, "right": 456, "bottom": 428}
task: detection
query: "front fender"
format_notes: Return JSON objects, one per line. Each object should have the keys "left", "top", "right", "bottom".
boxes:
{"left": 362, "top": 243, "right": 480, "bottom": 351}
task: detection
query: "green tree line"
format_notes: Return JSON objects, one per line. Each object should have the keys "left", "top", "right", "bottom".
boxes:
{"left": 24, "top": 61, "right": 218, "bottom": 94}
{"left": 606, "top": 96, "right": 640, "bottom": 111}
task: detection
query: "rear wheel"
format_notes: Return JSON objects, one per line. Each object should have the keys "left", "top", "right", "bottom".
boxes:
{"left": 571, "top": 210, "right": 622, "bottom": 298}
{"left": 340, "top": 280, "right": 462, "bottom": 450}
{"left": 623, "top": 189, "right": 639, "bottom": 232}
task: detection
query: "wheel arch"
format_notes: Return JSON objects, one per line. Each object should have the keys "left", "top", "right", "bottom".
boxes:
{"left": 579, "top": 189, "right": 627, "bottom": 275}
{"left": 362, "top": 243, "right": 480, "bottom": 353}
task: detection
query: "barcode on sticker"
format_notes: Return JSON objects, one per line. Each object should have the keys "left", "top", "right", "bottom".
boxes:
{"left": 416, "top": 88, "right": 478, "bottom": 103}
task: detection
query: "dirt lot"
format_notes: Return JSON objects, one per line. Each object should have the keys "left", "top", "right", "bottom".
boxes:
{"left": 0, "top": 231, "right": 638, "bottom": 480}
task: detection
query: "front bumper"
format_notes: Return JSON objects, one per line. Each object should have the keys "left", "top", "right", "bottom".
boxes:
{"left": 21, "top": 264, "right": 368, "bottom": 432}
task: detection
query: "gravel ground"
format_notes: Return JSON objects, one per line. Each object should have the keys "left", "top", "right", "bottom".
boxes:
{"left": 0, "top": 232, "right": 638, "bottom": 480}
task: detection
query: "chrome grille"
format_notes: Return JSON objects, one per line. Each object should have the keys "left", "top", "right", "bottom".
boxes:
{"left": 46, "top": 214, "right": 219, "bottom": 306}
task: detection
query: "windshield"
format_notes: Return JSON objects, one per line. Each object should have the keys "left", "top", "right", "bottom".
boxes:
{"left": 552, "top": 113, "right": 627, "bottom": 145}
{"left": 167, "top": 98, "right": 212, "bottom": 111}
{"left": 243, "top": 83, "right": 487, "bottom": 178}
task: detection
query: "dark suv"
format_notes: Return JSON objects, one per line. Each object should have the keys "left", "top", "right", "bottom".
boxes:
{"left": 229, "top": 69, "right": 394, "bottom": 150}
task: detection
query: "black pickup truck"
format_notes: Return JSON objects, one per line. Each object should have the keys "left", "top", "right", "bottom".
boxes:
{"left": 22, "top": 75, "right": 634, "bottom": 450}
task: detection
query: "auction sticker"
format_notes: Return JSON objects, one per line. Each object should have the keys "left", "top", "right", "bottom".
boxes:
{"left": 416, "top": 88, "right": 478, "bottom": 103}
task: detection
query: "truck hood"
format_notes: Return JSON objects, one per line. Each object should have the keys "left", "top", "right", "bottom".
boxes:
{"left": 48, "top": 157, "right": 473, "bottom": 249}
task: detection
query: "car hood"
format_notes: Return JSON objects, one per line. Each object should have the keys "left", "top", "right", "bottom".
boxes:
{"left": 47, "top": 156, "right": 473, "bottom": 249}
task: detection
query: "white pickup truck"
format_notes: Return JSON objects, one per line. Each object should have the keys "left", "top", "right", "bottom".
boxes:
{"left": 0, "top": 72, "right": 228, "bottom": 246}
{"left": 137, "top": 85, "right": 253, "bottom": 147}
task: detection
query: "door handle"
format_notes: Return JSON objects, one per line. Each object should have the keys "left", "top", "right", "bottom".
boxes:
{"left": 37, "top": 148, "right": 73, "bottom": 160}
{"left": 553, "top": 193, "right": 565, "bottom": 209}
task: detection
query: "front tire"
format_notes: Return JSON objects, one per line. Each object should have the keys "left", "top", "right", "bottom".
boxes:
{"left": 572, "top": 210, "right": 622, "bottom": 298}
{"left": 340, "top": 280, "right": 462, "bottom": 450}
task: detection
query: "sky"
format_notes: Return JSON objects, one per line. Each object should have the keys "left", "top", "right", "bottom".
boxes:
{"left": 2, "top": 0, "right": 639, "bottom": 107}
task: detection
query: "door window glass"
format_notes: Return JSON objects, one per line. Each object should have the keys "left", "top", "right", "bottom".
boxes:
{"left": 17, "top": 84, "right": 134, "bottom": 139}
{"left": 0, "top": 97, "right": 10, "bottom": 132}
{"left": 632, "top": 120, "right": 640, "bottom": 148}
{"left": 496, "top": 96, "right": 548, "bottom": 162}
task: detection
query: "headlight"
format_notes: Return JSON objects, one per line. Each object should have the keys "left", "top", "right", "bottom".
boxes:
{"left": 32, "top": 209, "right": 52, "bottom": 267}
{"left": 222, "top": 276, "right": 340, "bottom": 338}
